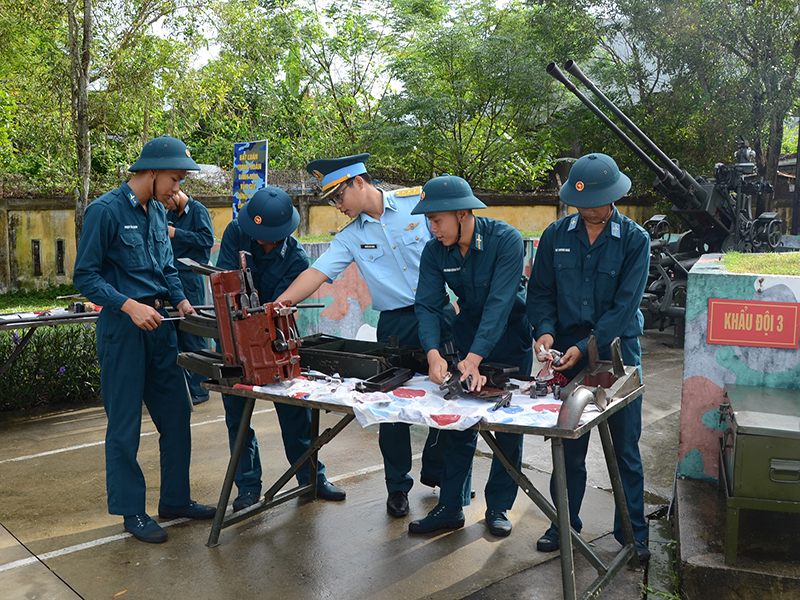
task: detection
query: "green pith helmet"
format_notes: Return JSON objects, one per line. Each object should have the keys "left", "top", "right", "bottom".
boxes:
{"left": 306, "top": 153, "right": 370, "bottom": 201}
{"left": 559, "top": 153, "right": 630, "bottom": 208}
{"left": 128, "top": 136, "right": 201, "bottom": 172}
{"left": 238, "top": 187, "right": 300, "bottom": 242}
{"left": 410, "top": 174, "right": 487, "bottom": 215}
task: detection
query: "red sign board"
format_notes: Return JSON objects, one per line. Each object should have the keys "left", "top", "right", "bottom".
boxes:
{"left": 707, "top": 299, "right": 800, "bottom": 349}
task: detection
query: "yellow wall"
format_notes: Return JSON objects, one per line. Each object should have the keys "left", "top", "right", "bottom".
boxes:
{"left": 3, "top": 200, "right": 655, "bottom": 289}
{"left": 10, "top": 209, "right": 76, "bottom": 289}
{"left": 304, "top": 204, "right": 654, "bottom": 237}
{"left": 208, "top": 207, "right": 235, "bottom": 243}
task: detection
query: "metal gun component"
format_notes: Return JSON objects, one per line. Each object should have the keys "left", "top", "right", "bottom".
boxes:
{"left": 439, "top": 371, "right": 471, "bottom": 400}
{"left": 586, "top": 335, "right": 599, "bottom": 373}
{"left": 548, "top": 60, "right": 782, "bottom": 348}
{"left": 554, "top": 335, "right": 644, "bottom": 429}
{"left": 557, "top": 385, "right": 607, "bottom": 429}
{"left": 355, "top": 367, "right": 414, "bottom": 393}
{"left": 273, "top": 328, "right": 289, "bottom": 353}
{"left": 535, "top": 346, "right": 563, "bottom": 381}
{"left": 535, "top": 381, "right": 549, "bottom": 397}
{"left": 611, "top": 337, "right": 625, "bottom": 378}
{"left": 298, "top": 334, "right": 427, "bottom": 380}
{"left": 480, "top": 362, "right": 519, "bottom": 389}
{"left": 176, "top": 256, "right": 303, "bottom": 386}
{"left": 491, "top": 392, "right": 513, "bottom": 411}
{"left": 178, "top": 257, "right": 225, "bottom": 276}
{"left": 552, "top": 384, "right": 562, "bottom": 400}
{"left": 301, "top": 369, "right": 342, "bottom": 384}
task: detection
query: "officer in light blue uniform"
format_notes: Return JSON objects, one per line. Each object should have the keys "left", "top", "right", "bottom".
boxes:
{"left": 73, "top": 136, "right": 216, "bottom": 544}
{"left": 276, "top": 154, "right": 454, "bottom": 518}
{"left": 408, "top": 174, "right": 533, "bottom": 537}
{"left": 161, "top": 189, "right": 214, "bottom": 404}
{"left": 526, "top": 153, "right": 651, "bottom": 563}
{"left": 217, "top": 186, "right": 346, "bottom": 511}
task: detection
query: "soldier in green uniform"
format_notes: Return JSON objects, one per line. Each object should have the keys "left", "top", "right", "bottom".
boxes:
{"left": 73, "top": 136, "right": 215, "bottom": 544}
{"left": 527, "top": 153, "right": 651, "bottom": 562}
{"left": 409, "top": 174, "right": 533, "bottom": 537}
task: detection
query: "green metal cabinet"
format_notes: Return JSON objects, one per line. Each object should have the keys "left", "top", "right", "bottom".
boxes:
{"left": 719, "top": 384, "right": 800, "bottom": 565}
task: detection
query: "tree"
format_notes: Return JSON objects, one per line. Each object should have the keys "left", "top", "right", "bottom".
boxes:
{"left": 68, "top": 0, "right": 93, "bottom": 248}
{"left": 603, "top": 0, "right": 800, "bottom": 215}
{"left": 378, "top": 0, "right": 596, "bottom": 189}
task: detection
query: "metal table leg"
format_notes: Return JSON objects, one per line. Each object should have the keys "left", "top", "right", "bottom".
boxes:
{"left": 207, "top": 396, "right": 255, "bottom": 547}
{"left": 552, "top": 437, "right": 577, "bottom": 600}
{"left": 0, "top": 327, "right": 36, "bottom": 378}
{"left": 480, "top": 427, "right": 638, "bottom": 600}
{"left": 309, "top": 408, "right": 320, "bottom": 498}
{"left": 597, "top": 421, "right": 639, "bottom": 568}
{"left": 207, "top": 403, "right": 355, "bottom": 547}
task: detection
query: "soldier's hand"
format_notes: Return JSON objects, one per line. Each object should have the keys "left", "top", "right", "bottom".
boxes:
{"left": 534, "top": 334, "right": 555, "bottom": 361}
{"left": 554, "top": 346, "right": 583, "bottom": 371}
{"left": 427, "top": 350, "right": 449, "bottom": 385}
{"left": 121, "top": 299, "right": 162, "bottom": 331}
{"left": 458, "top": 353, "right": 486, "bottom": 392}
{"left": 176, "top": 299, "right": 195, "bottom": 317}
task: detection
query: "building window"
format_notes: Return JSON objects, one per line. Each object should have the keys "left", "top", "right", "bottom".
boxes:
{"left": 32, "top": 240, "right": 42, "bottom": 276}
{"left": 56, "top": 239, "right": 65, "bottom": 275}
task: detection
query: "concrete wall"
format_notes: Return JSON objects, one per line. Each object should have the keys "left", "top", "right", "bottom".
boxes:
{"left": 677, "top": 255, "right": 800, "bottom": 482}
{"left": 0, "top": 193, "right": 592, "bottom": 291}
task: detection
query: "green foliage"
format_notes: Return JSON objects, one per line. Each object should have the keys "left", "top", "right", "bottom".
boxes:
{"left": 0, "top": 324, "right": 101, "bottom": 410}
{"left": 1, "top": 0, "right": 797, "bottom": 210}
{"left": 377, "top": 0, "right": 595, "bottom": 189}
{"left": 783, "top": 119, "right": 798, "bottom": 154}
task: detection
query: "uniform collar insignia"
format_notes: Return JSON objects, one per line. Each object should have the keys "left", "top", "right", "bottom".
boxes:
{"left": 568, "top": 215, "right": 579, "bottom": 231}
{"left": 611, "top": 222, "right": 621, "bottom": 238}
{"left": 128, "top": 192, "right": 137, "bottom": 207}
{"left": 280, "top": 239, "right": 288, "bottom": 257}
{"left": 385, "top": 193, "right": 396, "bottom": 211}
{"left": 475, "top": 233, "right": 483, "bottom": 250}
{"left": 404, "top": 222, "right": 419, "bottom": 230}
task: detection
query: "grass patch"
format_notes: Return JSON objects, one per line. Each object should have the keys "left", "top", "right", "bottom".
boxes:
{"left": 724, "top": 252, "right": 800, "bottom": 276}
{"left": 0, "top": 284, "right": 81, "bottom": 314}
{"left": 520, "top": 230, "right": 543, "bottom": 238}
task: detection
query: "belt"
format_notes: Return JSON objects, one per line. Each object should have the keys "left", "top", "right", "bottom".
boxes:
{"left": 137, "top": 297, "right": 167, "bottom": 309}
{"left": 385, "top": 305, "right": 416, "bottom": 314}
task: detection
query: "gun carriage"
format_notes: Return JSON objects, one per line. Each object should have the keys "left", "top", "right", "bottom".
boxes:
{"left": 547, "top": 60, "right": 783, "bottom": 345}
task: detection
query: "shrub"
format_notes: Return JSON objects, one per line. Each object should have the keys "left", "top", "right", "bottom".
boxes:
{"left": 0, "top": 323, "right": 101, "bottom": 410}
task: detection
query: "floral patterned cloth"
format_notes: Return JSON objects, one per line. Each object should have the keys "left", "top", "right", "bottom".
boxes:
{"left": 235, "top": 374, "right": 603, "bottom": 432}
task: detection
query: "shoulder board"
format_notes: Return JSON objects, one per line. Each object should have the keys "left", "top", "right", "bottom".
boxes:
{"left": 337, "top": 217, "right": 357, "bottom": 233}
{"left": 394, "top": 186, "right": 422, "bottom": 197}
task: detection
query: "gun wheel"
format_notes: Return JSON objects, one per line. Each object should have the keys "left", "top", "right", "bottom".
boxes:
{"left": 767, "top": 220, "right": 782, "bottom": 249}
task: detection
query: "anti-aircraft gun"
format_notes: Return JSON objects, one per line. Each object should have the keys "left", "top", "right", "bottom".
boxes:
{"left": 547, "top": 60, "right": 783, "bottom": 345}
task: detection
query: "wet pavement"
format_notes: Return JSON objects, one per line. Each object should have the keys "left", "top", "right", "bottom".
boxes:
{"left": 0, "top": 330, "right": 683, "bottom": 599}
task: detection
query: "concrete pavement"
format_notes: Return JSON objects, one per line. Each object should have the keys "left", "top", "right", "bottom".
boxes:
{"left": 0, "top": 329, "right": 684, "bottom": 599}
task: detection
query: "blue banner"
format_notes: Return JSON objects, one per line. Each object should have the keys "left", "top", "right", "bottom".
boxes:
{"left": 232, "top": 140, "right": 268, "bottom": 218}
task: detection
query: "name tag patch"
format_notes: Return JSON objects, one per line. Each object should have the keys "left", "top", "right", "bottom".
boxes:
{"left": 360, "top": 244, "right": 378, "bottom": 249}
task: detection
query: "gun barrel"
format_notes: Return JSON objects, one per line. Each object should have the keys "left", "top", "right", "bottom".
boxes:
{"left": 546, "top": 63, "right": 668, "bottom": 181}
{"left": 562, "top": 60, "right": 708, "bottom": 205}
